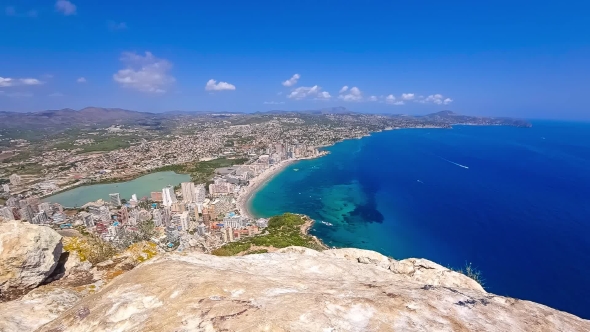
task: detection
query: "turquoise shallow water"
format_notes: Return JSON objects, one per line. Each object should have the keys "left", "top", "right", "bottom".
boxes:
{"left": 43, "top": 171, "right": 190, "bottom": 207}
{"left": 250, "top": 121, "right": 590, "bottom": 318}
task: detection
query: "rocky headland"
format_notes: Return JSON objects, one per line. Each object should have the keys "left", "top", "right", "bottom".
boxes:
{"left": 0, "top": 220, "right": 588, "bottom": 331}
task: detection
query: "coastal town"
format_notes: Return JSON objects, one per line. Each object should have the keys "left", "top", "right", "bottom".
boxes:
{"left": 0, "top": 109, "right": 530, "bottom": 252}
{"left": 0, "top": 140, "right": 324, "bottom": 253}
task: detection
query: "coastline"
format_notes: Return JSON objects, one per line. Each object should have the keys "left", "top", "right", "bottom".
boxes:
{"left": 236, "top": 159, "right": 296, "bottom": 219}
{"left": 236, "top": 152, "right": 329, "bottom": 219}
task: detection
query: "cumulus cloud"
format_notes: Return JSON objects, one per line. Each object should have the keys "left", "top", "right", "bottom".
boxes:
{"left": 316, "top": 91, "right": 332, "bottom": 100}
{"left": 108, "top": 21, "right": 127, "bottom": 31}
{"left": 339, "top": 86, "right": 349, "bottom": 93}
{"left": 282, "top": 74, "right": 300, "bottom": 87}
{"left": 76, "top": 77, "right": 86, "bottom": 83}
{"left": 263, "top": 101, "right": 285, "bottom": 105}
{"left": 368, "top": 95, "right": 378, "bottom": 102}
{"left": 338, "top": 86, "right": 362, "bottom": 102}
{"left": 205, "top": 79, "right": 236, "bottom": 91}
{"left": 401, "top": 93, "right": 415, "bottom": 101}
{"left": 287, "top": 85, "right": 325, "bottom": 100}
{"left": 385, "top": 94, "right": 404, "bottom": 105}
{"left": 419, "top": 94, "right": 453, "bottom": 105}
{"left": 0, "top": 77, "right": 43, "bottom": 87}
{"left": 55, "top": 0, "right": 76, "bottom": 15}
{"left": 113, "top": 51, "right": 175, "bottom": 93}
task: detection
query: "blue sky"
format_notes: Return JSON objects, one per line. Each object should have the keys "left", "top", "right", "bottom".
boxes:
{"left": 1, "top": 1, "right": 589, "bottom": 118}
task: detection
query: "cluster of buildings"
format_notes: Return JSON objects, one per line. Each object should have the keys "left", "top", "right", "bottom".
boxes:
{"left": 0, "top": 141, "right": 322, "bottom": 252}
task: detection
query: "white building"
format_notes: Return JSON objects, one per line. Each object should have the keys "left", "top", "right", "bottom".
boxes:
{"left": 181, "top": 182, "right": 196, "bottom": 203}
{"left": 109, "top": 193, "right": 122, "bottom": 206}
{"left": 32, "top": 211, "right": 49, "bottom": 225}
{"left": 162, "top": 186, "right": 177, "bottom": 207}
{"left": 152, "top": 209, "right": 162, "bottom": 227}
{"left": 195, "top": 184, "right": 206, "bottom": 203}
{"left": 38, "top": 202, "right": 52, "bottom": 214}
{"left": 2, "top": 184, "right": 9, "bottom": 193}
{"left": 179, "top": 211, "right": 190, "bottom": 231}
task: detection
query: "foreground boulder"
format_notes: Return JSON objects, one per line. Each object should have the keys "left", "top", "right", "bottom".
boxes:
{"left": 39, "top": 247, "right": 589, "bottom": 331}
{"left": 0, "top": 221, "right": 63, "bottom": 301}
{"left": 0, "top": 286, "right": 81, "bottom": 332}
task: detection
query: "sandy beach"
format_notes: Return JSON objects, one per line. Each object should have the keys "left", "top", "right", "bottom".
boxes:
{"left": 235, "top": 159, "right": 296, "bottom": 219}
{"left": 236, "top": 152, "right": 330, "bottom": 219}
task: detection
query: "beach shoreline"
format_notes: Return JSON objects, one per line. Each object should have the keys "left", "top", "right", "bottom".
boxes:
{"left": 236, "top": 152, "right": 329, "bottom": 219}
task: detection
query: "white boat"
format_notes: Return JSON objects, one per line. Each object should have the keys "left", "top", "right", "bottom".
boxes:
{"left": 320, "top": 221, "right": 333, "bottom": 226}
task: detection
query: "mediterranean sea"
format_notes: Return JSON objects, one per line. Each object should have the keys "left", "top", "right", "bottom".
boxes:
{"left": 250, "top": 121, "right": 590, "bottom": 319}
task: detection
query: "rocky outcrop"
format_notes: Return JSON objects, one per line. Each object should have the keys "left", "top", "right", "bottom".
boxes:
{"left": 0, "top": 221, "right": 63, "bottom": 301}
{"left": 38, "top": 247, "right": 589, "bottom": 332}
{"left": 0, "top": 286, "right": 81, "bottom": 332}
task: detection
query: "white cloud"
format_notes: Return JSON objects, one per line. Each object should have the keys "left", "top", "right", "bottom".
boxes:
{"left": 55, "top": 0, "right": 76, "bottom": 16}
{"left": 316, "top": 91, "right": 332, "bottom": 100}
{"left": 0, "top": 77, "right": 13, "bottom": 87}
{"left": 384, "top": 94, "right": 404, "bottom": 105}
{"left": 5, "top": 6, "right": 16, "bottom": 15}
{"left": 108, "top": 21, "right": 127, "bottom": 31}
{"left": 418, "top": 94, "right": 453, "bottom": 105}
{"left": 368, "top": 95, "right": 378, "bottom": 102}
{"left": 205, "top": 79, "right": 236, "bottom": 91}
{"left": 113, "top": 51, "right": 175, "bottom": 93}
{"left": 0, "top": 77, "right": 43, "bottom": 87}
{"left": 77, "top": 77, "right": 86, "bottom": 83}
{"left": 401, "top": 93, "right": 415, "bottom": 101}
{"left": 263, "top": 101, "right": 285, "bottom": 105}
{"left": 48, "top": 92, "right": 64, "bottom": 97}
{"left": 287, "top": 85, "right": 331, "bottom": 100}
{"left": 338, "top": 86, "right": 362, "bottom": 102}
{"left": 20, "top": 78, "right": 42, "bottom": 85}
{"left": 282, "top": 74, "right": 300, "bottom": 87}
{"left": 339, "top": 86, "right": 349, "bottom": 93}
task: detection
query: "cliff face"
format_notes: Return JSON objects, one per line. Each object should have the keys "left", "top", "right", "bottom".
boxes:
{"left": 38, "top": 246, "right": 589, "bottom": 332}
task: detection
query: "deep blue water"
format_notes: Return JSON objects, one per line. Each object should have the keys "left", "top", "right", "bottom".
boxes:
{"left": 250, "top": 121, "right": 590, "bottom": 319}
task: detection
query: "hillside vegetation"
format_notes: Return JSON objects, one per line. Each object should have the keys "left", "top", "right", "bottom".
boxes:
{"left": 212, "top": 213, "right": 324, "bottom": 256}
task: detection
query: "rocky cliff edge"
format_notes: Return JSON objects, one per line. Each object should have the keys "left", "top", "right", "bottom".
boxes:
{"left": 37, "top": 246, "right": 589, "bottom": 332}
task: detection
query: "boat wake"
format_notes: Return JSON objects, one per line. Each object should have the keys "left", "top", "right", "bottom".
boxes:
{"left": 440, "top": 157, "right": 469, "bottom": 169}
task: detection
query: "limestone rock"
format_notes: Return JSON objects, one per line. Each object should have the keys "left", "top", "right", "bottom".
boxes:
{"left": 0, "top": 286, "right": 81, "bottom": 332}
{"left": 390, "top": 258, "right": 485, "bottom": 292}
{"left": 38, "top": 247, "right": 589, "bottom": 332}
{"left": 0, "top": 221, "right": 63, "bottom": 301}
{"left": 324, "top": 248, "right": 392, "bottom": 270}
{"left": 63, "top": 251, "right": 92, "bottom": 277}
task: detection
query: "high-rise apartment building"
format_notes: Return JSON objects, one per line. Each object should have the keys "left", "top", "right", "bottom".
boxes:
{"left": 19, "top": 205, "right": 35, "bottom": 222}
{"left": 181, "top": 182, "right": 196, "bottom": 203}
{"left": 179, "top": 211, "right": 190, "bottom": 231}
{"left": 195, "top": 184, "right": 206, "bottom": 203}
{"left": 162, "top": 186, "right": 177, "bottom": 207}
{"left": 38, "top": 202, "right": 52, "bottom": 214}
{"left": 109, "top": 193, "right": 122, "bottom": 206}
{"left": 152, "top": 208, "right": 162, "bottom": 227}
